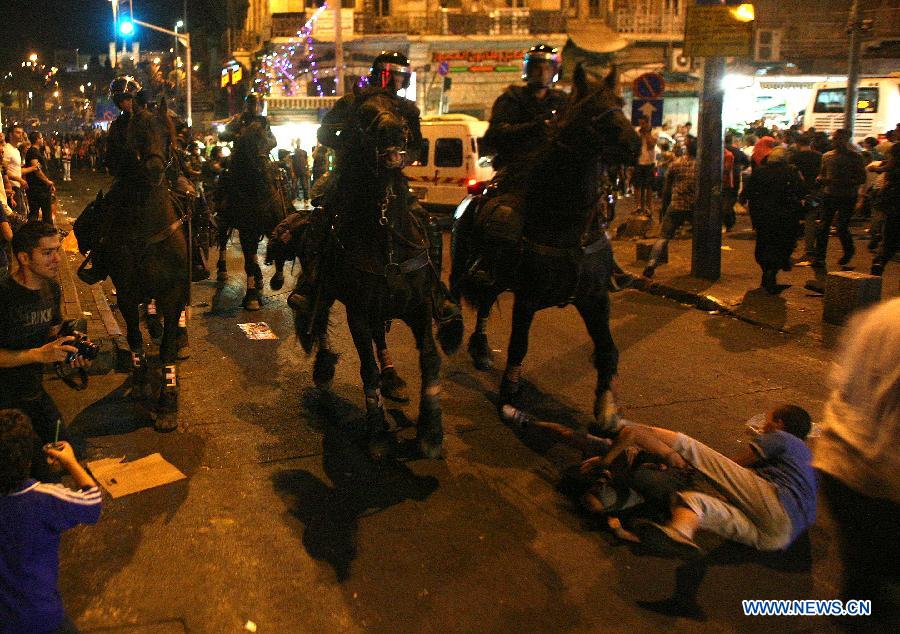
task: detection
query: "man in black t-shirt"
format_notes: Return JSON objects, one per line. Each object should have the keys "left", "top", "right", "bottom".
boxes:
{"left": 789, "top": 135, "right": 823, "bottom": 265}
{"left": 24, "top": 132, "right": 56, "bottom": 226}
{"left": 0, "top": 223, "right": 89, "bottom": 444}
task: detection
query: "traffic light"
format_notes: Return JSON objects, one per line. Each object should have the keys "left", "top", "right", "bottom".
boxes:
{"left": 118, "top": 20, "right": 135, "bottom": 37}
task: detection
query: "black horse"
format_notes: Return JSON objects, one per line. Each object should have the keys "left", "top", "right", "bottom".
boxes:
{"left": 106, "top": 100, "right": 190, "bottom": 431}
{"left": 291, "top": 90, "right": 461, "bottom": 459}
{"left": 453, "top": 65, "right": 639, "bottom": 427}
{"left": 215, "top": 122, "right": 290, "bottom": 310}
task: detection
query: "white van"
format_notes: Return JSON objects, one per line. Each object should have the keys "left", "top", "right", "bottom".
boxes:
{"left": 405, "top": 114, "right": 495, "bottom": 212}
{"left": 803, "top": 76, "right": 900, "bottom": 141}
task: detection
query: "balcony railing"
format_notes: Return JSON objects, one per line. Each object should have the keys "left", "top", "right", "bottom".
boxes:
{"left": 354, "top": 10, "right": 567, "bottom": 37}
{"left": 612, "top": 10, "right": 684, "bottom": 38}
{"left": 271, "top": 12, "right": 308, "bottom": 39}
{"left": 267, "top": 95, "right": 341, "bottom": 111}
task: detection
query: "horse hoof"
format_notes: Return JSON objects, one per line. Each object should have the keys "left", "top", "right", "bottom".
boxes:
{"left": 243, "top": 295, "right": 262, "bottom": 311}
{"left": 499, "top": 376, "right": 521, "bottom": 406}
{"left": 418, "top": 438, "right": 443, "bottom": 459}
{"left": 313, "top": 350, "right": 339, "bottom": 389}
{"left": 380, "top": 367, "right": 410, "bottom": 403}
{"left": 177, "top": 346, "right": 191, "bottom": 360}
{"left": 467, "top": 333, "right": 494, "bottom": 371}
{"left": 270, "top": 272, "right": 285, "bottom": 291}
{"left": 154, "top": 412, "right": 178, "bottom": 433}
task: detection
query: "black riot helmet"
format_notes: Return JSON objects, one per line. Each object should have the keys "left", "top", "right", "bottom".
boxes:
{"left": 369, "top": 51, "right": 411, "bottom": 93}
{"left": 522, "top": 43, "right": 561, "bottom": 89}
{"left": 109, "top": 75, "right": 142, "bottom": 108}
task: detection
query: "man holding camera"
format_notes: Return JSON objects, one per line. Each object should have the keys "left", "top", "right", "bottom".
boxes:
{"left": 0, "top": 222, "right": 91, "bottom": 447}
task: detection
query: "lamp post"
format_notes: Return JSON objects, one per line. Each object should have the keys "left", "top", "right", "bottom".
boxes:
{"left": 119, "top": 18, "right": 192, "bottom": 126}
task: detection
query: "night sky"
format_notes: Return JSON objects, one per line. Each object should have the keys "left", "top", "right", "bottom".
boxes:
{"left": 0, "top": 0, "right": 189, "bottom": 70}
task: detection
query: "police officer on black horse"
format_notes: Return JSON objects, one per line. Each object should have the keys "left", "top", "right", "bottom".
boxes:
{"left": 453, "top": 43, "right": 566, "bottom": 370}
{"left": 220, "top": 92, "right": 275, "bottom": 145}
{"left": 288, "top": 51, "right": 458, "bottom": 325}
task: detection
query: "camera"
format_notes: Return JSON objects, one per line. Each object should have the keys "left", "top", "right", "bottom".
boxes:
{"left": 58, "top": 320, "right": 99, "bottom": 364}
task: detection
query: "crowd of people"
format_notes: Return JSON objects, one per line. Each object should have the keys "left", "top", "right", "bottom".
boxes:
{"left": 637, "top": 119, "right": 899, "bottom": 289}
{"left": 1, "top": 44, "right": 898, "bottom": 631}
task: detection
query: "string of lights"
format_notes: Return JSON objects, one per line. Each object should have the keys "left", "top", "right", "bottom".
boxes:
{"left": 254, "top": 3, "right": 331, "bottom": 98}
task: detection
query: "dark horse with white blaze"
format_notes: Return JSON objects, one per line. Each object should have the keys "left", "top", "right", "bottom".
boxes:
{"left": 453, "top": 65, "right": 639, "bottom": 427}
{"left": 291, "top": 90, "right": 461, "bottom": 459}
{"left": 215, "top": 122, "right": 290, "bottom": 310}
{"left": 106, "top": 101, "right": 190, "bottom": 431}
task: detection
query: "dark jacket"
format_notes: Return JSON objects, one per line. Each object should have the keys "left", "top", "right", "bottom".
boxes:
{"left": 317, "top": 89, "right": 422, "bottom": 163}
{"left": 105, "top": 112, "right": 139, "bottom": 180}
{"left": 742, "top": 157, "right": 803, "bottom": 268}
{"left": 483, "top": 85, "right": 567, "bottom": 170}
{"left": 220, "top": 111, "right": 275, "bottom": 146}
{"left": 818, "top": 147, "right": 866, "bottom": 197}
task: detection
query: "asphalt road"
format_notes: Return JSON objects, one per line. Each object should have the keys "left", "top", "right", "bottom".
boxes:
{"left": 48, "top": 170, "right": 847, "bottom": 633}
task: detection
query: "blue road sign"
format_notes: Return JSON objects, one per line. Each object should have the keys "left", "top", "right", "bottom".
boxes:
{"left": 634, "top": 73, "right": 666, "bottom": 100}
{"left": 631, "top": 99, "right": 663, "bottom": 127}
{"left": 438, "top": 61, "right": 450, "bottom": 76}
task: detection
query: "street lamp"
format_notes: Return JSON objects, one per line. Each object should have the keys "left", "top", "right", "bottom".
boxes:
{"left": 28, "top": 53, "right": 38, "bottom": 63}
{"left": 118, "top": 18, "right": 192, "bottom": 126}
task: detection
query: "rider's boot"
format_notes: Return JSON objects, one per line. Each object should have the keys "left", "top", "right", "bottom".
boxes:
{"left": 378, "top": 348, "right": 409, "bottom": 403}
{"left": 242, "top": 276, "right": 262, "bottom": 311}
{"left": 155, "top": 364, "right": 179, "bottom": 432}
{"left": 498, "top": 364, "right": 523, "bottom": 409}
{"left": 364, "top": 389, "right": 391, "bottom": 460}
{"left": 417, "top": 385, "right": 443, "bottom": 459}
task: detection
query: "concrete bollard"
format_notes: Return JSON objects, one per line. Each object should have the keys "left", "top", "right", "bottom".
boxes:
{"left": 636, "top": 240, "right": 667, "bottom": 263}
{"left": 823, "top": 271, "right": 882, "bottom": 325}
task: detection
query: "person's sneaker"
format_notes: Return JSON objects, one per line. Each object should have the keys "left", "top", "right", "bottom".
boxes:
{"left": 499, "top": 404, "right": 533, "bottom": 430}
{"left": 792, "top": 259, "right": 814, "bottom": 267}
{"left": 838, "top": 254, "right": 853, "bottom": 266}
{"left": 633, "top": 520, "right": 705, "bottom": 560}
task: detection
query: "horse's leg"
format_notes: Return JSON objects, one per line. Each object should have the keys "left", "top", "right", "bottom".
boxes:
{"left": 176, "top": 308, "right": 190, "bottom": 360}
{"left": 346, "top": 308, "right": 390, "bottom": 459}
{"left": 239, "top": 230, "right": 263, "bottom": 311}
{"left": 270, "top": 241, "right": 285, "bottom": 290}
{"left": 500, "top": 294, "right": 537, "bottom": 408}
{"left": 311, "top": 302, "right": 339, "bottom": 390}
{"left": 119, "top": 296, "right": 149, "bottom": 400}
{"left": 375, "top": 324, "right": 409, "bottom": 403}
{"left": 408, "top": 304, "right": 443, "bottom": 459}
{"left": 575, "top": 295, "right": 621, "bottom": 436}
{"left": 216, "top": 225, "right": 230, "bottom": 281}
{"left": 154, "top": 300, "right": 182, "bottom": 433}
{"left": 468, "top": 298, "right": 495, "bottom": 371}
{"left": 145, "top": 298, "right": 163, "bottom": 340}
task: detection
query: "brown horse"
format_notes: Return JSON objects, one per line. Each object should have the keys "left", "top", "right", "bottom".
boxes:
{"left": 105, "top": 100, "right": 190, "bottom": 431}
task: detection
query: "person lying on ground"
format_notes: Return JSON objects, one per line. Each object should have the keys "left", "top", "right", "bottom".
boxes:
{"left": 598, "top": 404, "right": 816, "bottom": 559}
{"left": 501, "top": 405, "right": 697, "bottom": 543}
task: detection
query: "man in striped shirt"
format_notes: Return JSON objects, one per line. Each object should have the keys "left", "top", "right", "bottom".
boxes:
{"left": 1, "top": 409, "right": 102, "bottom": 633}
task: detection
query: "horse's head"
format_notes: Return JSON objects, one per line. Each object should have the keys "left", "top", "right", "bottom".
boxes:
{"left": 558, "top": 64, "right": 640, "bottom": 167}
{"left": 354, "top": 92, "right": 410, "bottom": 171}
{"left": 127, "top": 97, "right": 177, "bottom": 182}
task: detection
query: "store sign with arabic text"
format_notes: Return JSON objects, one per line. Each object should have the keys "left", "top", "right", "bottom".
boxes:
{"left": 432, "top": 49, "right": 525, "bottom": 73}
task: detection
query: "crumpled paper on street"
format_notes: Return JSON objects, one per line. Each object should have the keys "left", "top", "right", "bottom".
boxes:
{"left": 87, "top": 454, "right": 186, "bottom": 498}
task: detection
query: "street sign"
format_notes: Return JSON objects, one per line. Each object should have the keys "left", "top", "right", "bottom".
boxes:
{"left": 634, "top": 73, "right": 665, "bottom": 100}
{"left": 684, "top": 5, "right": 754, "bottom": 58}
{"left": 631, "top": 99, "right": 663, "bottom": 127}
{"left": 438, "top": 61, "right": 450, "bottom": 76}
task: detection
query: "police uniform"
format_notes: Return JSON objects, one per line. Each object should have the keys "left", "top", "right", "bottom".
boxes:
{"left": 483, "top": 84, "right": 567, "bottom": 172}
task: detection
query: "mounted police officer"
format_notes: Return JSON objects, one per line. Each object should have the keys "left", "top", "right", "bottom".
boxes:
{"left": 106, "top": 75, "right": 144, "bottom": 181}
{"left": 220, "top": 92, "right": 275, "bottom": 148}
{"left": 288, "top": 51, "right": 458, "bottom": 325}
{"left": 482, "top": 43, "right": 567, "bottom": 171}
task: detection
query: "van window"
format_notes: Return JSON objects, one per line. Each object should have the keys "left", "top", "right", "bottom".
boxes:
{"left": 414, "top": 138, "right": 430, "bottom": 166}
{"left": 435, "top": 138, "right": 463, "bottom": 167}
{"left": 813, "top": 87, "right": 879, "bottom": 114}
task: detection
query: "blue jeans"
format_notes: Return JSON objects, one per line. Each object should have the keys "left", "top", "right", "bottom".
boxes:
{"left": 648, "top": 208, "right": 691, "bottom": 268}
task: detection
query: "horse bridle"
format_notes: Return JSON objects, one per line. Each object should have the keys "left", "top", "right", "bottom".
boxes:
{"left": 359, "top": 109, "right": 410, "bottom": 171}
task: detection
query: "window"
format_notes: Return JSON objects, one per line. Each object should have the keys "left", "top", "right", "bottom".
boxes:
{"left": 813, "top": 87, "right": 879, "bottom": 114}
{"left": 435, "top": 138, "right": 463, "bottom": 167}
{"left": 589, "top": 0, "right": 602, "bottom": 18}
{"left": 415, "top": 138, "right": 430, "bottom": 166}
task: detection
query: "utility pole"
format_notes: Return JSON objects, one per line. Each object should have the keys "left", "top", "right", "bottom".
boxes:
{"left": 692, "top": 56, "right": 725, "bottom": 280}
{"left": 333, "top": 0, "right": 344, "bottom": 96}
{"left": 843, "top": 0, "right": 862, "bottom": 137}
